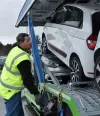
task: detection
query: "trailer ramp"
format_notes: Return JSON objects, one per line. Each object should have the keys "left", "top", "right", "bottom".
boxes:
{"left": 40, "top": 54, "right": 100, "bottom": 116}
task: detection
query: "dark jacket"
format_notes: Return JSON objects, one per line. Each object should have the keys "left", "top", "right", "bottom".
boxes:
{"left": 17, "top": 46, "right": 39, "bottom": 95}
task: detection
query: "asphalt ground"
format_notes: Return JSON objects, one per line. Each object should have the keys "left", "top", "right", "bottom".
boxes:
{"left": 0, "top": 96, "right": 5, "bottom": 116}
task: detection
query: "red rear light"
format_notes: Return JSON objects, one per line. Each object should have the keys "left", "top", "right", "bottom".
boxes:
{"left": 87, "top": 35, "right": 97, "bottom": 50}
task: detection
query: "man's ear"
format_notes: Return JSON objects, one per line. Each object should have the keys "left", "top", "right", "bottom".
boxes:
{"left": 19, "top": 41, "right": 23, "bottom": 45}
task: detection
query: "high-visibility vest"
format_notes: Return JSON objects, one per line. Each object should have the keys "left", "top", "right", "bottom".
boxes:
{"left": 0, "top": 46, "right": 30, "bottom": 99}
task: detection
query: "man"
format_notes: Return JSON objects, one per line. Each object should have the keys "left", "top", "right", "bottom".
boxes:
{"left": 0, "top": 33, "right": 41, "bottom": 116}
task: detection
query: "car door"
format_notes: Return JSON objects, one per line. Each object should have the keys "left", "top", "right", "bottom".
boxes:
{"left": 57, "top": 6, "right": 83, "bottom": 63}
{"left": 46, "top": 8, "right": 66, "bottom": 55}
{"left": 46, "top": 13, "right": 59, "bottom": 53}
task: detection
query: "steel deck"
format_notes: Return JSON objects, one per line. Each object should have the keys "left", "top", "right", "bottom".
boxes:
{"left": 40, "top": 54, "right": 100, "bottom": 116}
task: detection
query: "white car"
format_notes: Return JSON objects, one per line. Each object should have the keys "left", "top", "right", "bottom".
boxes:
{"left": 94, "top": 32, "right": 100, "bottom": 92}
{"left": 41, "top": 3, "right": 100, "bottom": 82}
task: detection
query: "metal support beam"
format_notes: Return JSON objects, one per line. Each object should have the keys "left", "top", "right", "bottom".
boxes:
{"left": 28, "top": 14, "right": 44, "bottom": 83}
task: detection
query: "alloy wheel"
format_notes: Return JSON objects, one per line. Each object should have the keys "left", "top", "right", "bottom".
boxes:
{"left": 95, "top": 61, "right": 100, "bottom": 89}
{"left": 70, "top": 60, "right": 80, "bottom": 82}
{"left": 42, "top": 37, "right": 47, "bottom": 54}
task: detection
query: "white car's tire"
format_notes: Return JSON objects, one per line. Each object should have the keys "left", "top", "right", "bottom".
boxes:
{"left": 70, "top": 56, "right": 84, "bottom": 82}
{"left": 41, "top": 36, "right": 49, "bottom": 54}
{"left": 94, "top": 56, "right": 100, "bottom": 93}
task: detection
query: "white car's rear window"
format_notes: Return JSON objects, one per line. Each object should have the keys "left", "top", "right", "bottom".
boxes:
{"left": 92, "top": 12, "right": 100, "bottom": 36}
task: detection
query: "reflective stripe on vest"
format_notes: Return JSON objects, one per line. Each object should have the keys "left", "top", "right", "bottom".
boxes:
{"left": 10, "top": 52, "right": 26, "bottom": 69}
{"left": 4, "top": 64, "right": 20, "bottom": 75}
{"left": 4, "top": 52, "right": 26, "bottom": 75}
{"left": 0, "top": 78, "right": 24, "bottom": 90}
{"left": 0, "top": 51, "right": 27, "bottom": 90}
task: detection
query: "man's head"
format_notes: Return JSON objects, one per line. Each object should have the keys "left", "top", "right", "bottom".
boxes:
{"left": 16, "top": 33, "right": 32, "bottom": 51}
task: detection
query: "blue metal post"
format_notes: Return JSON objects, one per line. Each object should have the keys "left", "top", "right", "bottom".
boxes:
{"left": 28, "top": 15, "right": 44, "bottom": 83}
{"left": 60, "top": 109, "right": 64, "bottom": 116}
{"left": 58, "top": 108, "right": 64, "bottom": 116}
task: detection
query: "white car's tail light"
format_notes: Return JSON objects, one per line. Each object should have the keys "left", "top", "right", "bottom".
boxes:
{"left": 87, "top": 35, "right": 97, "bottom": 50}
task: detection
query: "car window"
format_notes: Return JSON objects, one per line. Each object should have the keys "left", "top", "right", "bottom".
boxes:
{"left": 51, "top": 7, "right": 66, "bottom": 24}
{"left": 63, "top": 6, "right": 83, "bottom": 28}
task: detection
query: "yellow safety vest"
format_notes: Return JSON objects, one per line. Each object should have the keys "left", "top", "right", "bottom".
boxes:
{"left": 0, "top": 46, "right": 30, "bottom": 99}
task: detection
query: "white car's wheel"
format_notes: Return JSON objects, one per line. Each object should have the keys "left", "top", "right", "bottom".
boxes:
{"left": 70, "top": 56, "right": 84, "bottom": 82}
{"left": 41, "top": 36, "right": 49, "bottom": 54}
{"left": 94, "top": 56, "right": 100, "bottom": 93}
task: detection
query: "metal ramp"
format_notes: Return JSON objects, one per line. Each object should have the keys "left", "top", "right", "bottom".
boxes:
{"left": 61, "top": 83, "right": 100, "bottom": 116}
{"left": 40, "top": 54, "right": 100, "bottom": 116}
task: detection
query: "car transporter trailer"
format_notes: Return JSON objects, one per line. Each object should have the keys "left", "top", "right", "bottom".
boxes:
{"left": 15, "top": 0, "right": 100, "bottom": 116}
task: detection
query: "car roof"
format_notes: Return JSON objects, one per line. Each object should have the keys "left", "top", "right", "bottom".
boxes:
{"left": 63, "top": 3, "right": 100, "bottom": 12}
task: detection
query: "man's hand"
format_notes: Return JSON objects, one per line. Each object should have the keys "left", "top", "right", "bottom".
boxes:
{"left": 35, "top": 93, "right": 42, "bottom": 105}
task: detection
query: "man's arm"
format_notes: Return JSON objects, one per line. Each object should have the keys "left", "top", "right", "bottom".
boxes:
{"left": 17, "top": 60, "right": 39, "bottom": 95}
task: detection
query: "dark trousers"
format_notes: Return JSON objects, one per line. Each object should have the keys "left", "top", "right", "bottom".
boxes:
{"left": 4, "top": 92, "right": 24, "bottom": 116}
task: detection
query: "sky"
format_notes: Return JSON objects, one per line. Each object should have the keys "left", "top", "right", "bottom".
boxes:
{"left": 0, "top": 0, "right": 43, "bottom": 45}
